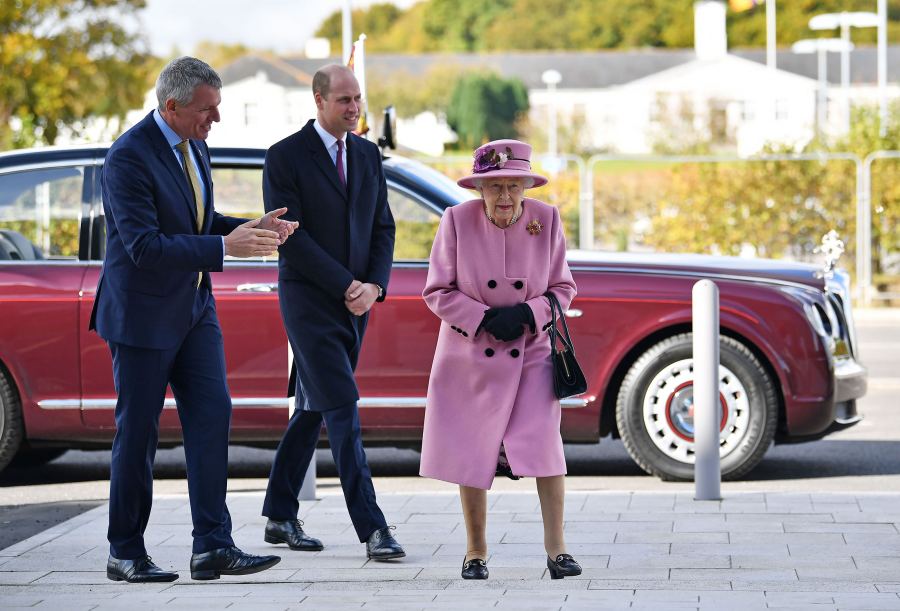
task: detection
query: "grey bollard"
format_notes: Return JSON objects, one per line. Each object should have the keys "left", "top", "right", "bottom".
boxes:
{"left": 288, "top": 343, "right": 317, "bottom": 501}
{"left": 692, "top": 279, "right": 722, "bottom": 501}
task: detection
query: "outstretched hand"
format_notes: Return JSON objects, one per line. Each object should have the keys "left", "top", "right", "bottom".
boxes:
{"left": 223, "top": 218, "right": 280, "bottom": 258}
{"left": 257, "top": 207, "right": 299, "bottom": 244}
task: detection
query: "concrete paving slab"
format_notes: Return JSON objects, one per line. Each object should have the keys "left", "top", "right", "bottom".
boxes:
{"left": 2, "top": 490, "right": 900, "bottom": 608}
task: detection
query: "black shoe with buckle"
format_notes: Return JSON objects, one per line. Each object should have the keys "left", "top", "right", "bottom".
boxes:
{"left": 546, "top": 553, "right": 582, "bottom": 579}
{"left": 366, "top": 526, "right": 405, "bottom": 561}
{"left": 264, "top": 518, "right": 324, "bottom": 551}
{"left": 461, "top": 557, "right": 489, "bottom": 580}
{"left": 189, "top": 546, "right": 281, "bottom": 580}
{"left": 107, "top": 555, "right": 178, "bottom": 583}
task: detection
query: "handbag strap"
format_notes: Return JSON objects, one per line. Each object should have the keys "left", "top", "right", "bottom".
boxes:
{"left": 546, "top": 292, "right": 576, "bottom": 355}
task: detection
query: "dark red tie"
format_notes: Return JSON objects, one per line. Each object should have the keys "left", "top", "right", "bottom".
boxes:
{"left": 336, "top": 139, "right": 346, "bottom": 187}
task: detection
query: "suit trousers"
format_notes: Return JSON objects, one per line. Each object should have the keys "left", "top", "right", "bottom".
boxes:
{"left": 263, "top": 402, "right": 387, "bottom": 542}
{"left": 106, "top": 288, "right": 235, "bottom": 558}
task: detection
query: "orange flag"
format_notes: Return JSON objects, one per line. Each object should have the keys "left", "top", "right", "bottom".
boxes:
{"left": 729, "top": 0, "right": 762, "bottom": 11}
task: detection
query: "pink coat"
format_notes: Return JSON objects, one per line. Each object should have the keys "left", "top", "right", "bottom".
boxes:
{"left": 419, "top": 198, "right": 577, "bottom": 489}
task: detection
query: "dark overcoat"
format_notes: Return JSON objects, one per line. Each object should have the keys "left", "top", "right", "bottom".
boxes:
{"left": 263, "top": 120, "right": 395, "bottom": 411}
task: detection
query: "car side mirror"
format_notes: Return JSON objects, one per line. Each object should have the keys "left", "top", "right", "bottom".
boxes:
{"left": 378, "top": 105, "right": 396, "bottom": 154}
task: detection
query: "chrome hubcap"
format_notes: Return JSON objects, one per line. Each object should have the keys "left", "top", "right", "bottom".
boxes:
{"left": 642, "top": 359, "right": 750, "bottom": 464}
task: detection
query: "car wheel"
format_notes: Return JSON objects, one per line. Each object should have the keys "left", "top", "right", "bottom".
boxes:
{"left": 0, "top": 368, "right": 25, "bottom": 473}
{"left": 616, "top": 333, "right": 778, "bottom": 481}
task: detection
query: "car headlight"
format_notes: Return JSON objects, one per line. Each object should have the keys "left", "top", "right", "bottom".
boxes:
{"left": 804, "top": 302, "right": 837, "bottom": 354}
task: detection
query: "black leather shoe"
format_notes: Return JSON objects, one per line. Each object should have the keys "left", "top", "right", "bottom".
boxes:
{"left": 264, "top": 519, "right": 324, "bottom": 551}
{"left": 107, "top": 555, "right": 178, "bottom": 583}
{"left": 366, "top": 526, "right": 405, "bottom": 561}
{"left": 547, "top": 553, "right": 582, "bottom": 579}
{"left": 190, "top": 546, "right": 280, "bottom": 580}
{"left": 461, "top": 557, "right": 489, "bottom": 580}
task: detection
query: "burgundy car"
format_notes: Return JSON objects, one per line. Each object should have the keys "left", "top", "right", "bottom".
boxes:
{"left": 0, "top": 146, "right": 866, "bottom": 481}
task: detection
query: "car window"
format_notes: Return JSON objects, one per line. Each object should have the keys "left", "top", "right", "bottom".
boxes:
{"left": 0, "top": 166, "right": 84, "bottom": 261}
{"left": 389, "top": 187, "right": 440, "bottom": 261}
{"left": 213, "top": 166, "right": 274, "bottom": 261}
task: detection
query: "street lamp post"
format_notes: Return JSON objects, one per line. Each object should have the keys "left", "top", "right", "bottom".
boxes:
{"left": 809, "top": 11, "right": 879, "bottom": 131}
{"left": 541, "top": 69, "right": 562, "bottom": 158}
{"left": 792, "top": 38, "right": 854, "bottom": 138}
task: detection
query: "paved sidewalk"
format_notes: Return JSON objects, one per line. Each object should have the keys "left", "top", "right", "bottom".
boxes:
{"left": 2, "top": 488, "right": 900, "bottom": 610}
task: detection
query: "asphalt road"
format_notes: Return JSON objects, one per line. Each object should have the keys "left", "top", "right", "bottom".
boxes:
{"left": 1, "top": 311, "right": 897, "bottom": 549}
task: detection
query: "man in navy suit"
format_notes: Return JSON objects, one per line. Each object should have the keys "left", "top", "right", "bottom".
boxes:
{"left": 90, "top": 57, "right": 297, "bottom": 582}
{"left": 261, "top": 64, "right": 404, "bottom": 560}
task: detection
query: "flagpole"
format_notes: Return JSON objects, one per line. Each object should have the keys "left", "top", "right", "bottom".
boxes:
{"left": 878, "top": 0, "right": 888, "bottom": 136}
{"left": 342, "top": 0, "right": 352, "bottom": 64}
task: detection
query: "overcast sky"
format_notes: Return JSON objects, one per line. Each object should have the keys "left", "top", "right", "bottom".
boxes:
{"left": 138, "top": 0, "right": 420, "bottom": 56}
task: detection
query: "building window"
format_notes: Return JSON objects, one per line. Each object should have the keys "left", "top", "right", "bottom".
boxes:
{"left": 742, "top": 100, "right": 755, "bottom": 122}
{"left": 775, "top": 99, "right": 789, "bottom": 121}
{"left": 244, "top": 103, "right": 258, "bottom": 127}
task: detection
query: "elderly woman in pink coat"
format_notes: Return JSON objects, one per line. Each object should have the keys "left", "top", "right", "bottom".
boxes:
{"left": 420, "top": 139, "right": 580, "bottom": 581}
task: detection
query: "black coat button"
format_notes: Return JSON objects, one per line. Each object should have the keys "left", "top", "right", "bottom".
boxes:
{"left": 451, "top": 325, "right": 458, "bottom": 331}
{"left": 487, "top": 280, "right": 497, "bottom": 289}
{"left": 485, "top": 348, "right": 494, "bottom": 357}
{"left": 462, "top": 331, "right": 468, "bottom": 337}
{"left": 510, "top": 349, "right": 520, "bottom": 358}
{"left": 514, "top": 281, "right": 524, "bottom": 289}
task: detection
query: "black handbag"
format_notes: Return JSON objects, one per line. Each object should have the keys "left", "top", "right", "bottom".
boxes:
{"left": 546, "top": 292, "right": 588, "bottom": 399}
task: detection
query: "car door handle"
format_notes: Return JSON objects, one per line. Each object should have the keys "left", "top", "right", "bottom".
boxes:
{"left": 565, "top": 308, "right": 583, "bottom": 318}
{"left": 237, "top": 283, "right": 278, "bottom": 293}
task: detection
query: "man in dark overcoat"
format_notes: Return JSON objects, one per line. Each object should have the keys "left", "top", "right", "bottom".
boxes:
{"left": 261, "top": 64, "right": 403, "bottom": 560}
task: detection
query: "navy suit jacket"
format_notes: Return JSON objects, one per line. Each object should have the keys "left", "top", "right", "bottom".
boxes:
{"left": 263, "top": 120, "right": 395, "bottom": 410}
{"left": 90, "top": 111, "right": 245, "bottom": 350}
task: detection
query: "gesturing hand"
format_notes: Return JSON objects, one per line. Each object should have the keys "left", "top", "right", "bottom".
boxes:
{"left": 256, "top": 207, "right": 299, "bottom": 244}
{"left": 223, "top": 218, "right": 281, "bottom": 258}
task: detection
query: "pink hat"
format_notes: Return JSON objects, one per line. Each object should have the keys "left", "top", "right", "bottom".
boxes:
{"left": 457, "top": 139, "right": 548, "bottom": 189}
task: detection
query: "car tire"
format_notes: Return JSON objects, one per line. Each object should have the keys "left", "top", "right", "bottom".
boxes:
{"left": 616, "top": 333, "right": 778, "bottom": 482}
{"left": 0, "top": 367, "right": 25, "bottom": 473}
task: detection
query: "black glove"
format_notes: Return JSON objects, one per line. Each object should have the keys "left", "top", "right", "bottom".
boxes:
{"left": 480, "top": 303, "right": 534, "bottom": 342}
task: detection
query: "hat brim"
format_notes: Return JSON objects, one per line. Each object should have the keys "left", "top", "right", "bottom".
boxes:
{"left": 457, "top": 169, "right": 548, "bottom": 190}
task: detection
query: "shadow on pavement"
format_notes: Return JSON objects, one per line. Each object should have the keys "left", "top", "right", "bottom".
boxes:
{"left": 3, "top": 439, "right": 900, "bottom": 486}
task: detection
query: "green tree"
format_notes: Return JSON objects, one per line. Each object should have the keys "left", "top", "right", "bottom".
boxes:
{"left": 366, "top": 63, "right": 465, "bottom": 120}
{"left": 445, "top": 72, "right": 529, "bottom": 150}
{"left": 315, "top": 3, "right": 404, "bottom": 51}
{"left": 0, "top": 0, "right": 153, "bottom": 148}
{"left": 315, "top": 0, "right": 900, "bottom": 53}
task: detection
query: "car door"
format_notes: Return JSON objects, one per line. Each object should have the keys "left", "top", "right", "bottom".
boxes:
{"left": 79, "top": 156, "right": 289, "bottom": 440}
{"left": 0, "top": 158, "right": 97, "bottom": 439}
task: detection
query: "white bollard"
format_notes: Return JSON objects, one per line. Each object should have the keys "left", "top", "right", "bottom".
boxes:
{"left": 692, "top": 280, "right": 721, "bottom": 501}
{"left": 288, "top": 342, "right": 317, "bottom": 501}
